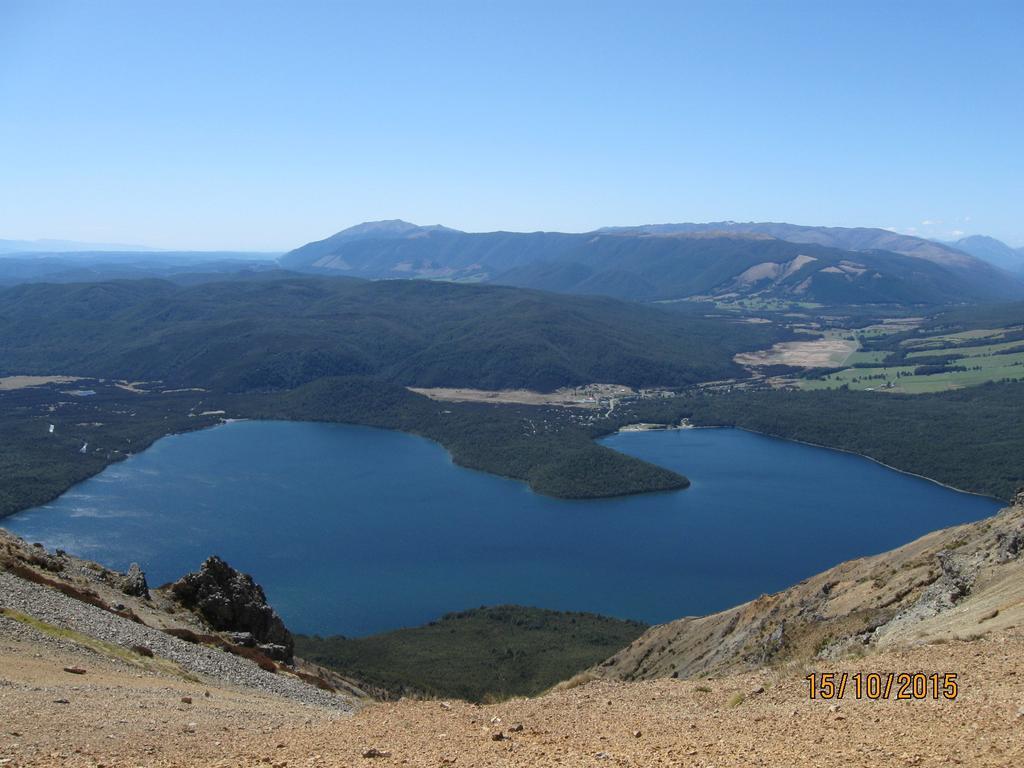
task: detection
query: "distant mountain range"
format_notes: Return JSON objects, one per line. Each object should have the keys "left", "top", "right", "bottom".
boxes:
{"left": 7, "top": 223, "right": 1022, "bottom": 305}
{"left": 946, "top": 235, "right": 1024, "bottom": 273}
{"left": 281, "top": 220, "right": 1024, "bottom": 305}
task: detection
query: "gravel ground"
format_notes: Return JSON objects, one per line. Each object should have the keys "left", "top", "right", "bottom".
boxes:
{"left": 2, "top": 625, "right": 1022, "bottom": 767}
{"left": 0, "top": 571, "right": 354, "bottom": 711}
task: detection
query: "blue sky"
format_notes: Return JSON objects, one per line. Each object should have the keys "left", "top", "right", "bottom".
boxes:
{"left": 1, "top": 0, "right": 1021, "bottom": 250}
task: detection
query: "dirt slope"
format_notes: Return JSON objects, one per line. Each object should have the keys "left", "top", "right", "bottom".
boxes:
{"left": 2, "top": 619, "right": 1023, "bottom": 767}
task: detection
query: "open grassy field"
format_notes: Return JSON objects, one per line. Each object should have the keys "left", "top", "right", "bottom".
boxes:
{"left": 798, "top": 329, "right": 1024, "bottom": 393}
{"left": 842, "top": 349, "right": 889, "bottom": 365}
{"left": 905, "top": 338, "right": 1024, "bottom": 358}
{"left": 903, "top": 325, "right": 1023, "bottom": 347}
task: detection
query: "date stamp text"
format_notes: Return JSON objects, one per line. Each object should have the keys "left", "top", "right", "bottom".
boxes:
{"left": 805, "top": 672, "right": 958, "bottom": 700}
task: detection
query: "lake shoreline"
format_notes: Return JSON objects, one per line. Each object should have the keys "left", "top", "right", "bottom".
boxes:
{"left": 608, "top": 421, "right": 1003, "bottom": 502}
{"left": 4, "top": 411, "right": 1002, "bottom": 523}
{"left": 6, "top": 421, "right": 999, "bottom": 637}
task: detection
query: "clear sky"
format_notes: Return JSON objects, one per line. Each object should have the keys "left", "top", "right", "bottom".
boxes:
{"left": 1, "top": 0, "right": 1021, "bottom": 250}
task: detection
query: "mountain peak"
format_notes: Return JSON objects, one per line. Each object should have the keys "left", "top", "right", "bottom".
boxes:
{"left": 338, "top": 219, "right": 422, "bottom": 236}
{"left": 950, "top": 234, "right": 1024, "bottom": 272}
{"left": 279, "top": 220, "right": 460, "bottom": 268}
{"left": 335, "top": 220, "right": 458, "bottom": 238}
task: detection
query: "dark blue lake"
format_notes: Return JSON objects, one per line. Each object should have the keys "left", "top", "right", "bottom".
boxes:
{"left": 3, "top": 421, "right": 999, "bottom": 636}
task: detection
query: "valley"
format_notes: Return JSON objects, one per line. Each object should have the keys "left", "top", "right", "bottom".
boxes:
{"left": 5, "top": 6, "right": 1023, "bottom": 763}
{"left": 1, "top": 227, "right": 1022, "bottom": 767}
{"left": 1, "top": 243, "right": 1021, "bottom": 766}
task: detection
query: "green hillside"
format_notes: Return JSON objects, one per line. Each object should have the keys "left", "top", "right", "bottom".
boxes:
{"left": 295, "top": 605, "right": 648, "bottom": 702}
{"left": 0, "top": 275, "right": 785, "bottom": 392}
{"left": 497, "top": 235, "right": 1006, "bottom": 305}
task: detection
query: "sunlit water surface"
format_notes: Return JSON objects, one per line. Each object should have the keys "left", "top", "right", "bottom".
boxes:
{"left": 4, "top": 421, "right": 999, "bottom": 635}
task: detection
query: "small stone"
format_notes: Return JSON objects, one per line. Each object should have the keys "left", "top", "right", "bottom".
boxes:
{"left": 185, "top": 722, "right": 197, "bottom": 733}
{"left": 750, "top": 685, "right": 765, "bottom": 695}
{"left": 633, "top": 730, "right": 642, "bottom": 738}
{"left": 489, "top": 716, "right": 501, "bottom": 724}
{"left": 181, "top": 696, "right": 192, "bottom": 705}
{"left": 53, "top": 698, "right": 70, "bottom": 704}
{"left": 508, "top": 723, "right": 524, "bottom": 733}
{"left": 828, "top": 704, "right": 841, "bottom": 713}
{"left": 440, "top": 702, "right": 452, "bottom": 710}
{"left": 63, "top": 666, "right": 87, "bottom": 675}
{"left": 491, "top": 732, "right": 505, "bottom": 741}
{"left": 595, "top": 752, "right": 610, "bottom": 760}
{"left": 362, "top": 748, "right": 391, "bottom": 759}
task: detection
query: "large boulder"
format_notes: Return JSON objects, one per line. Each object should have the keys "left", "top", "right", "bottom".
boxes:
{"left": 122, "top": 563, "right": 150, "bottom": 598}
{"left": 169, "top": 556, "right": 293, "bottom": 662}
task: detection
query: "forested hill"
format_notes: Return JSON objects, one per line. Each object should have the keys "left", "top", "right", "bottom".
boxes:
{"left": 280, "top": 222, "right": 1023, "bottom": 306}
{"left": 494, "top": 235, "right": 1004, "bottom": 305}
{"left": 0, "top": 275, "right": 784, "bottom": 392}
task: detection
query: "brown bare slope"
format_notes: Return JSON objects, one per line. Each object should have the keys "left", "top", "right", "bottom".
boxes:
{"left": 3, "top": 611, "right": 1023, "bottom": 766}
{"left": 592, "top": 492, "right": 1024, "bottom": 683}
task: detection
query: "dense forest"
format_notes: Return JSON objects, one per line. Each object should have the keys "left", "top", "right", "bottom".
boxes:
{"left": 294, "top": 605, "right": 647, "bottom": 702}
{"left": 238, "top": 377, "right": 689, "bottom": 499}
{"left": 612, "top": 382, "right": 1024, "bottom": 500}
{"left": 0, "top": 377, "right": 687, "bottom": 518}
{"left": 0, "top": 275, "right": 787, "bottom": 392}
{"left": 0, "top": 384, "right": 227, "bottom": 517}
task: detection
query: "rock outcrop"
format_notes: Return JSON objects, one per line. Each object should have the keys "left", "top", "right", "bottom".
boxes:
{"left": 170, "top": 556, "right": 294, "bottom": 662}
{"left": 121, "top": 563, "right": 149, "bottom": 598}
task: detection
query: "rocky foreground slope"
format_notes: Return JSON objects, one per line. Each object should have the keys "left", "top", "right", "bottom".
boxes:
{"left": 1, "top": 495, "right": 1023, "bottom": 766}
{"left": 0, "top": 531, "right": 369, "bottom": 708}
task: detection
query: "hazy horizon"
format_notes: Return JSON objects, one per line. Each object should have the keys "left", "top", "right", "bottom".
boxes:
{"left": 3, "top": 217, "right": 1023, "bottom": 255}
